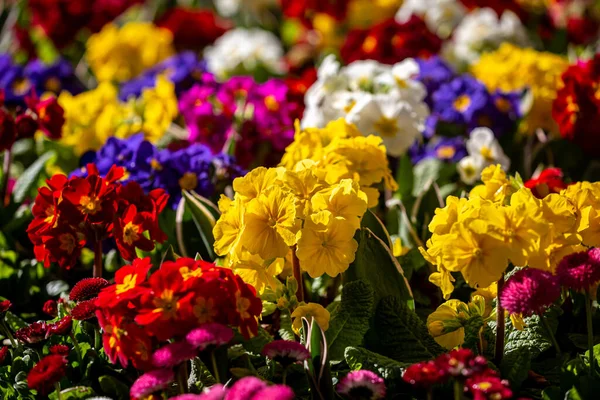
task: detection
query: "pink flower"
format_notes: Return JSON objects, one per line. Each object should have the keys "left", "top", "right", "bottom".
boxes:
{"left": 500, "top": 268, "right": 560, "bottom": 316}
{"left": 152, "top": 341, "right": 197, "bottom": 368}
{"left": 556, "top": 249, "right": 600, "bottom": 291}
{"left": 186, "top": 323, "right": 234, "bottom": 351}
{"left": 403, "top": 361, "right": 445, "bottom": 387}
{"left": 249, "top": 385, "right": 295, "bottom": 400}
{"left": 130, "top": 369, "right": 175, "bottom": 399}
{"left": 262, "top": 340, "right": 310, "bottom": 366}
{"left": 226, "top": 377, "right": 267, "bottom": 400}
{"left": 169, "top": 384, "right": 226, "bottom": 399}
{"left": 435, "top": 349, "right": 488, "bottom": 378}
{"left": 466, "top": 374, "right": 513, "bottom": 400}
{"left": 337, "top": 370, "right": 386, "bottom": 400}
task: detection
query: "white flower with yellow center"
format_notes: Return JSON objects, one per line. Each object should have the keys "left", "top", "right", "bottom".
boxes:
{"left": 466, "top": 127, "right": 510, "bottom": 171}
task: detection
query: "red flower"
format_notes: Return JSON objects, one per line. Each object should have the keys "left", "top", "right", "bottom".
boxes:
{"left": 15, "top": 322, "right": 48, "bottom": 344}
{"left": 27, "top": 354, "right": 67, "bottom": 395}
{"left": 33, "top": 97, "right": 65, "bottom": 140}
{"left": 459, "top": 0, "right": 527, "bottom": 21}
{"left": 114, "top": 205, "right": 156, "bottom": 261}
{"left": 524, "top": 168, "right": 569, "bottom": 198}
{"left": 42, "top": 300, "right": 58, "bottom": 317}
{"left": 46, "top": 316, "right": 73, "bottom": 338}
{"left": 403, "top": 360, "right": 446, "bottom": 387}
{"left": 96, "top": 257, "right": 153, "bottom": 309}
{"left": 566, "top": 16, "right": 599, "bottom": 45}
{"left": 49, "top": 344, "right": 70, "bottom": 356}
{"left": 341, "top": 16, "right": 441, "bottom": 65}
{"left": 0, "top": 299, "right": 11, "bottom": 313}
{"left": 39, "top": 225, "right": 86, "bottom": 269}
{"left": 285, "top": 67, "right": 317, "bottom": 119}
{"left": 70, "top": 277, "right": 110, "bottom": 302}
{"left": 156, "top": 7, "right": 231, "bottom": 52}
{"left": 0, "top": 346, "right": 8, "bottom": 364}
{"left": 466, "top": 374, "right": 513, "bottom": 400}
{"left": 15, "top": 113, "right": 38, "bottom": 140}
{"left": 280, "top": 0, "right": 350, "bottom": 23}
{"left": 71, "top": 299, "right": 98, "bottom": 321}
{"left": 96, "top": 309, "right": 131, "bottom": 367}
{"left": 435, "top": 348, "right": 489, "bottom": 378}
{"left": 0, "top": 108, "right": 16, "bottom": 151}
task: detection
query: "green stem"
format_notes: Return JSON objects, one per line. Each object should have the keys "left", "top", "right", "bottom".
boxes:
{"left": 541, "top": 313, "right": 561, "bottom": 356}
{"left": 494, "top": 274, "right": 505, "bottom": 364}
{"left": 0, "top": 321, "right": 17, "bottom": 348}
{"left": 94, "top": 326, "right": 101, "bottom": 352}
{"left": 177, "top": 362, "right": 189, "bottom": 394}
{"left": 427, "top": 389, "right": 433, "bottom": 400}
{"left": 292, "top": 246, "right": 304, "bottom": 303}
{"left": 282, "top": 366, "right": 289, "bottom": 385}
{"left": 586, "top": 290, "right": 595, "bottom": 376}
{"left": 70, "top": 322, "right": 83, "bottom": 372}
{"left": 55, "top": 382, "right": 62, "bottom": 400}
{"left": 453, "top": 380, "right": 463, "bottom": 400}
{"left": 211, "top": 351, "right": 221, "bottom": 383}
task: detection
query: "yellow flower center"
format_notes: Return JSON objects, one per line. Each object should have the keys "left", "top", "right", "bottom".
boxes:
{"left": 453, "top": 95, "right": 471, "bottom": 112}
{"left": 194, "top": 297, "right": 216, "bottom": 323}
{"left": 80, "top": 195, "right": 102, "bottom": 215}
{"left": 264, "top": 95, "right": 279, "bottom": 111}
{"left": 362, "top": 35, "right": 378, "bottom": 53}
{"left": 436, "top": 145, "right": 456, "bottom": 159}
{"left": 477, "top": 382, "right": 493, "bottom": 391}
{"left": 463, "top": 164, "right": 476, "bottom": 178}
{"left": 122, "top": 222, "right": 140, "bottom": 245}
{"left": 479, "top": 146, "right": 494, "bottom": 162}
{"left": 494, "top": 97, "right": 511, "bottom": 113}
{"left": 59, "top": 233, "right": 76, "bottom": 253}
{"left": 44, "top": 77, "right": 62, "bottom": 93}
{"left": 343, "top": 100, "right": 356, "bottom": 113}
{"left": 566, "top": 96, "right": 579, "bottom": 113}
{"left": 473, "top": 248, "right": 483, "bottom": 258}
{"left": 395, "top": 78, "right": 408, "bottom": 88}
{"left": 236, "top": 294, "right": 251, "bottom": 319}
{"left": 12, "top": 78, "right": 31, "bottom": 95}
{"left": 179, "top": 172, "right": 198, "bottom": 190}
{"left": 150, "top": 158, "right": 162, "bottom": 171}
{"left": 374, "top": 115, "right": 398, "bottom": 138}
{"left": 116, "top": 274, "right": 137, "bottom": 295}
{"left": 152, "top": 289, "right": 179, "bottom": 319}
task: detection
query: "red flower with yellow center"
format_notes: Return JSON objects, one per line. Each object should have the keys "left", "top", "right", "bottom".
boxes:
{"left": 96, "top": 257, "right": 152, "bottom": 309}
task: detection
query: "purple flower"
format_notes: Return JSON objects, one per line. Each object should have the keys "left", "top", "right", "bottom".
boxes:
{"left": 24, "top": 57, "right": 82, "bottom": 96}
{"left": 152, "top": 341, "right": 197, "bottom": 368}
{"left": 130, "top": 368, "right": 175, "bottom": 399}
{"left": 410, "top": 136, "right": 467, "bottom": 164}
{"left": 186, "top": 323, "right": 235, "bottom": 351}
{"left": 557, "top": 249, "right": 600, "bottom": 291}
{"left": 337, "top": 370, "right": 386, "bottom": 400}
{"left": 432, "top": 76, "right": 491, "bottom": 129}
{"left": 416, "top": 56, "right": 456, "bottom": 107}
{"left": 262, "top": 340, "right": 310, "bottom": 366}
{"left": 500, "top": 268, "right": 561, "bottom": 316}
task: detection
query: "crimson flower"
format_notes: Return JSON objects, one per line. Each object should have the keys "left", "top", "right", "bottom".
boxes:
{"left": 403, "top": 360, "right": 446, "bottom": 387}
{"left": 15, "top": 322, "right": 48, "bottom": 344}
{"left": 0, "top": 109, "right": 16, "bottom": 151}
{"left": 71, "top": 299, "right": 99, "bottom": 321}
{"left": 27, "top": 354, "right": 67, "bottom": 395}
{"left": 0, "top": 299, "right": 11, "bottom": 313}
{"left": 42, "top": 300, "right": 58, "bottom": 317}
{"left": 46, "top": 316, "right": 73, "bottom": 338}
{"left": 524, "top": 168, "right": 569, "bottom": 198}
{"left": 70, "top": 277, "right": 110, "bottom": 302}
{"left": 0, "top": 346, "right": 8, "bottom": 364}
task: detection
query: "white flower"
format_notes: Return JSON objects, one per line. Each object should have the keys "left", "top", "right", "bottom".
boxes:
{"left": 395, "top": 0, "right": 466, "bottom": 38}
{"left": 458, "top": 156, "right": 484, "bottom": 185}
{"left": 465, "top": 127, "right": 510, "bottom": 170}
{"left": 447, "top": 8, "right": 529, "bottom": 66}
{"left": 204, "top": 28, "right": 286, "bottom": 79}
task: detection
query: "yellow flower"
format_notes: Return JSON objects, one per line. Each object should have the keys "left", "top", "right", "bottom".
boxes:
{"left": 229, "top": 250, "right": 285, "bottom": 295}
{"left": 310, "top": 179, "right": 368, "bottom": 230}
{"left": 427, "top": 299, "right": 466, "bottom": 349}
{"left": 291, "top": 303, "right": 330, "bottom": 333}
{"left": 428, "top": 196, "right": 470, "bottom": 235}
{"left": 213, "top": 195, "right": 245, "bottom": 257}
{"left": 240, "top": 186, "right": 298, "bottom": 260}
{"left": 86, "top": 22, "right": 174, "bottom": 83}
{"left": 392, "top": 237, "right": 410, "bottom": 257}
{"left": 233, "top": 167, "right": 285, "bottom": 203}
{"left": 139, "top": 76, "right": 179, "bottom": 142}
{"left": 471, "top": 44, "right": 568, "bottom": 135}
{"left": 282, "top": 168, "right": 326, "bottom": 217}
{"left": 469, "top": 164, "right": 512, "bottom": 204}
{"left": 346, "top": 0, "right": 402, "bottom": 28}
{"left": 296, "top": 219, "right": 359, "bottom": 278}
{"left": 428, "top": 264, "right": 456, "bottom": 300}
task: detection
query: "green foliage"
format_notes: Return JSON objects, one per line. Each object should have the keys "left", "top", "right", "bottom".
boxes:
{"left": 500, "top": 347, "right": 531, "bottom": 390}
{"left": 462, "top": 315, "right": 484, "bottom": 354}
{"left": 367, "top": 296, "right": 444, "bottom": 363}
{"left": 48, "top": 386, "right": 95, "bottom": 400}
{"left": 12, "top": 150, "right": 56, "bottom": 203}
{"left": 345, "top": 347, "right": 409, "bottom": 380}
{"left": 345, "top": 229, "right": 414, "bottom": 310}
{"left": 99, "top": 375, "right": 130, "bottom": 400}
{"left": 504, "top": 306, "right": 562, "bottom": 358}
{"left": 181, "top": 190, "right": 219, "bottom": 261}
{"left": 360, "top": 210, "right": 392, "bottom": 248}
{"left": 241, "top": 327, "right": 273, "bottom": 355}
{"left": 326, "top": 280, "right": 374, "bottom": 363}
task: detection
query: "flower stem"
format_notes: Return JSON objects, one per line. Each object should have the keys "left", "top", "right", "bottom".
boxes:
{"left": 211, "top": 350, "right": 221, "bottom": 383}
{"left": 586, "top": 290, "right": 595, "bottom": 376}
{"left": 93, "top": 239, "right": 103, "bottom": 278}
{"left": 1, "top": 148, "right": 12, "bottom": 207}
{"left": 55, "top": 382, "right": 62, "bottom": 400}
{"left": 282, "top": 366, "right": 289, "bottom": 385}
{"left": 292, "top": 246, "right": 304, "bottom": 303}
{"left": 541, "top": 313, "right": 561, "bottom": 356}
{"left": 453, "top": 380, "right": 463, "bottom": 400}
{"left": 495, "top": 274, "right": 505, "bottom": 364}
{"left": 94, "top": 325, "right": 101, "bottom": 351}
{"left": 427, "top": 389, "right": 433, "bottom": 400}
{"left": 177, "top": 361, "right": 189, "bottom": 394}
{"left": 0, "top": 321, "right": 17, "bottom": 348}
{"left": 70, "top": 322, "right": 84, "bottom": 372}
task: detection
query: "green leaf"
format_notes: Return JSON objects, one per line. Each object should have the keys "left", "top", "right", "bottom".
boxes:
{"left": 394, "top": 154, "right": 414, "bottom": 201}
{"left": 278, "top": 311, "right": 295, "bottom": 341}
{"left": 569, "top": 334, "right": 600, "bottom": 350}
{"left": 360, "top": 210, "right": 392, "bottom": 248}
{"left": 412, "top": 158, "right": 442, "bottom": 197}
{"left": 368, "top": 296, "right": 444, "bottom": 363}
{"left": 565, "top": 387, "right": 583, "bottom": 400}
{"left": 5, "top": 311, "right": 27, "bottom": 331}
{"left": 56, "top": 386, "right": 95, "bottom": 400}
{"left": 542, "top": 386, "right": 562, "bottom": 400}
{"left": 462, "top": 315, "right": 484, "bottom": 354}
{"left": 326, "top": 281, "right": 374, "bottom": 363}
{"left": 306, "top": 318, "right": 334, "bottom": 400}
{"left": 585, "top": 343, "right": 600, "bottom": 369}
{"left": 500, "top": 347, "right": 531, "bottom": 390}
{"left": 99, "top": 376, "right": 130, "bottom": 400}
{"left": 241, "top": 327, "right": 273, "bottom": 355}
{"left": 345, "top": 346, "right": 410, "bottom": 380}
{"left": 182, "top": 190, "right": 217, "bottom": 260}
{"left": 345, "top": 228, "right": 413, "bottom": 310}
{"left": 504, "top": 306, "right": 561, "bottom": 358}
{"left": 12, "top": 151, "right": 56, "bottom": 203}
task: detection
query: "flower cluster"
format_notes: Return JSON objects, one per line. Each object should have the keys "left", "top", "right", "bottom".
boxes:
{"left": 95, "top": 257, "right": 262, "bottom": 369}
{"left": 27, "top": 165, "right": 168, "bottom": 268}
{"left": 302, "top": 56, "right": 429, "bottom": 157}
{"left": 552, "top": 54, "right": 600, "bottom": 156}
{"left": 179, "top": 74, "right": 301, "bottom": 168}
{"left": 72, "top": 134, "right": 242, "bottom": 207}
{"left": 457, "top": 127, "right": 510, "bottom": 184}
{"left": 58, "top": 77, "right": 178, "bottom": 155}
{"left": 395, "top": 0, "right": 467, "bottom": 39}
{"left": 86, "top": 22, "right": 174, "bottom": 83}
{"left": 403, "top": 349, "right": 512, "bottom": 400}
{"left": 472, "top": 43, "right": 569, "bottom": 135}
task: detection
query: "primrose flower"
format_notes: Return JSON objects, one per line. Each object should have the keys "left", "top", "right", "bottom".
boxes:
{"left": 337, "top": 370, "right": 386, "bottom": 400}
{"left": 291, "top": 303, "right": 330, "bottom": 334}
{"left": 403, "top": 360, "right": 445, "bottom": 387}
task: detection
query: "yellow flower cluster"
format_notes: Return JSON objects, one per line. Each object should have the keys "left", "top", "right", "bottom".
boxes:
{"left": 86, "top": 22, "right": 174, "bottom": 83}
{"left": 421, "top": 164, "right": 581, "bottom": 298}
{"left": 471, "top": 43, "right": 569, "bottom": 135}
{"left": 562, "top": 182, "right": 600, "bottom": 248}
{"left": 214, "top": 119, "right": 396, "bottom": 293}
{"left": 59, "top": 77, "right": 178, "bottom": 155}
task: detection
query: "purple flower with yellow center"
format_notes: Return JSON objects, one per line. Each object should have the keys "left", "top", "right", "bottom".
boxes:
{"left": 410, "top": 136, "right": 467, "bottom": 164}
{"left": 120, "top": 52, "right": 207, "bottom": 100}
{"left": 432, "top": 76, "right": 491, "bottom": 129}
{"left": 24, "top": 57, "right": 82, "bottom": 96}
{"left": 0, "top": 56, "right": 31, "bottom": 105}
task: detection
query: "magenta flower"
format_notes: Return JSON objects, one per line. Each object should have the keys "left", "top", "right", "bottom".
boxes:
{"left": 262, "top": 340, "right": 310, "bottom": 366}
{"left": 186, "top": 323, "right": 234, "bottom": 351}
{"left": 337, "top": 370, "right": 387, "bottom": 400}
{"left": 500, "top": 268, "right": 560, "bottom": 316}
{"left": 130, "top": 369, "right": 175, "bottom": 399}
{"left": 556, "top": 249, "right": 600, "bottom": 291}
{"left": 152, "top": 341, "right": 197, "bottom": 368}
{"left": 169, "top": 384, "right": 226, "bottom": 400}
{"left": 226, "top": 377, "right": 266, "bottom": 400}
{"left": 249, "top": 385, "right": 295, "bottom": 400}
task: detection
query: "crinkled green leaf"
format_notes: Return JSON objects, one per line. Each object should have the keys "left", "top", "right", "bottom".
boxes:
{"left": 500, "top": 347, "right": 531, "bottom": 390}
{"left": 345, "top": 347, "right": 409, "bottom": 380}
{"left": 504, "top": 306, "right": 561, "bottom": 358}
{"left": 241, "top": 326, "right": 273, "bottom": 355}
{"left": 5, "top": 311, "right": 27, "bottom": 331}
{"left": 326, "top": 280, "right": 374, "bottom": 363}
{"left": 368, "top": 296, "right": 444, "bottom": 363}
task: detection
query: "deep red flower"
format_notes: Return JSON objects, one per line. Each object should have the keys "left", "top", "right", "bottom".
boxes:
{"left": 435, "top": 348, "right": 489, "bottom": 378}
{"left": 42, "top": 300, "right": 58, "bottom": 317}
{"left": 0, "top": 299, "right": 11, "bottom": 313}
{"left": 96, "top": 257, "right": 153, "bottom": 309}
{"left": 33, "top": 97, "right": 65, "bottom": 140}
{"left": 49, "top": 344, "right": 70, "bottom": 356}
{"left": 341, "top": 16, "right": 441, "bottom": 65}
{"left": 566, "top": 16, "right": 599, "bottom": 45}
{"left": 459, "top": 0, "right": 527, "bottom": 21}
{"left": 39, "top": 225, "right": 86, "bottom": 269}
{"left": 156, "top": 7, "right": 231, "bottom": 52}
{"left": 0, "top": 108, "right": 16, "bottom": 151}
{"left": 279, "top": 0, "right": 350, "bottom": 23}
{"left": 0, "top": 346, "right": 8, "bottom": 364}
{"left": 15, "top": 322, "right": 48, "bottom": 344}
{"left": 524, "top": 168, "right": 569, "bottom": 198}
{"left": 71, "top": 299, "right": 98, "bottom": 321}
{"left": 27, "top": 354, "right": 67, "bottom": 395}
{"left": 70, "top": 277, "right": 110, "bottom": 302}
{"left": 285, "top": 67, "right": 317, "bottom": 119}
{"left": 114, "top": 205, "right": 157, "bottom": 261}
{"left": 46, "top": 316, "right": 73, "bottom": 337}
{"left": 15, "top": 113, "right": 38, "bottom": 139}
{"left": 403, "top": 360, "right": 446, "bottom": 387}
{"left": 466, "top": 374, "right": 513, "bottom": 400}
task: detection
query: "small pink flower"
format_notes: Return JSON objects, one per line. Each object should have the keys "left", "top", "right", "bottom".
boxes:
{"left": 337, "top": 370, "right": 386, "bottom": 400}
{"left": 186, "top": 323, "right": 234, "bottom": 350}
{"left": 249, "top": 385, "right": 295, "bottom": 400}
{"left": 169, "top": 384, "right": 226, "bottom": 399}
{"left": 152, "top": 341, "right": 197, "bottom": 368}
{"left": 557, "top": 249, "right": 600, "bottom": 291}
{"left": 130, "top": 368, "right": 175, "bottom": 399}
{"left": 226, "top": 377, "right": 266, "bottom": 400}
{"left": 500, "top": 268, "right": 560, "bottom": 316}
{"left": 262, "top": 340, "right": 310, "bottom": 366}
